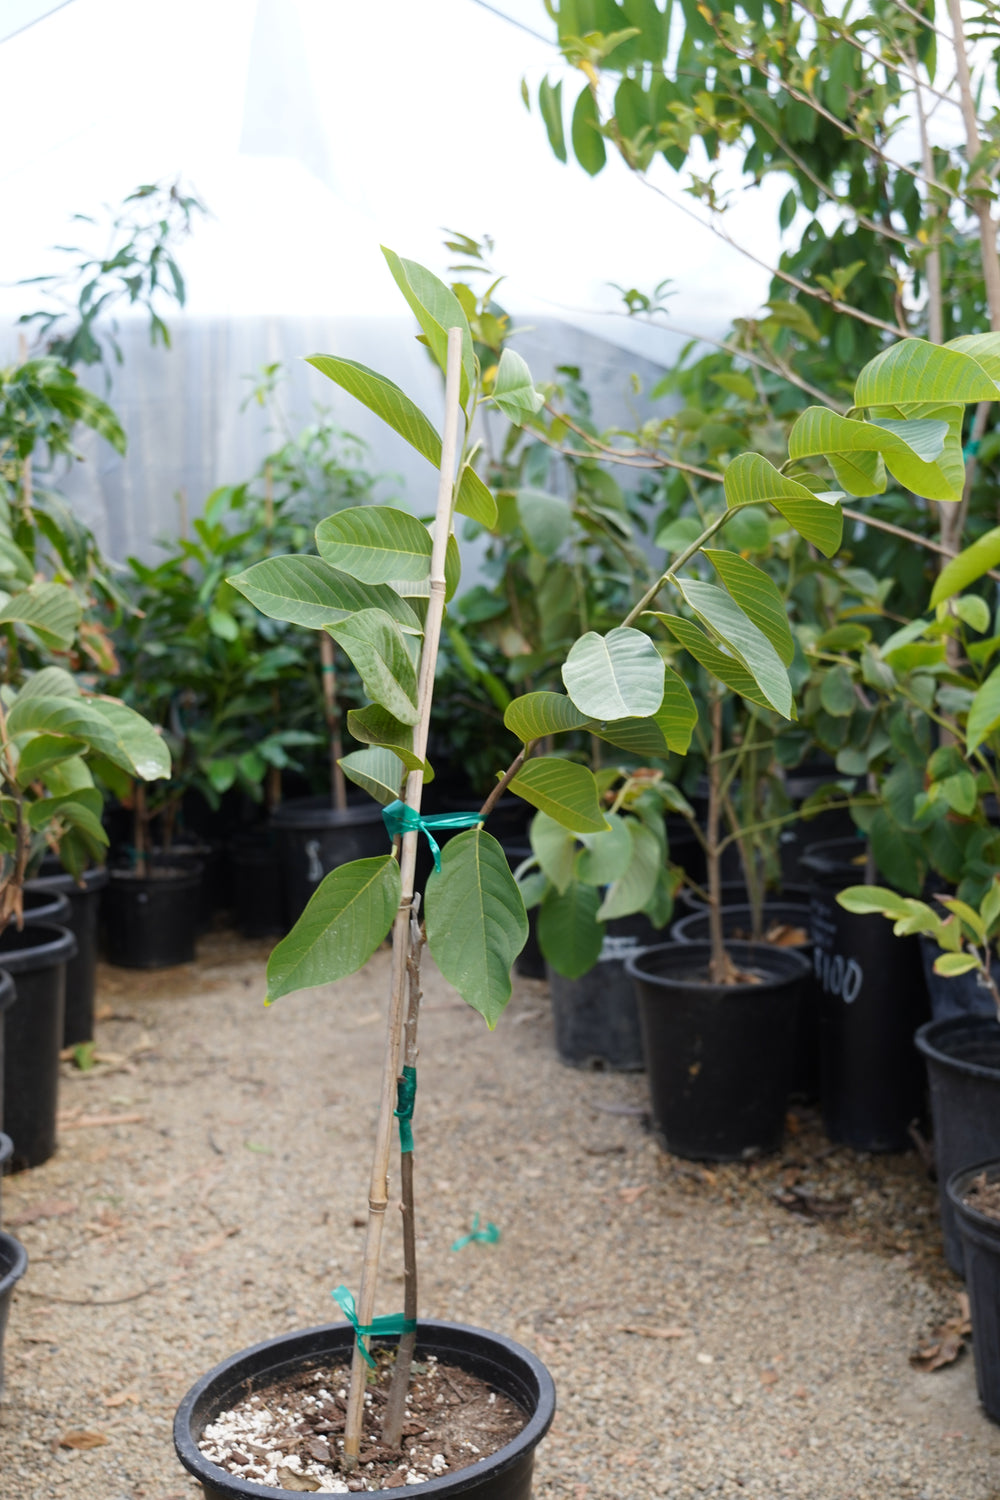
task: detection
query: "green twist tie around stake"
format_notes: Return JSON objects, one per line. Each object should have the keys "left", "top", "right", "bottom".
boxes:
{"left": 382, "top": 799, "right": 483, "bottom": 872}
{"left": 395, "top": 1064, "right": 417, "bottom": 1154}
{"left": 331, "top": 1285, "right": 417, "bottom": 1369}
{"left": 451, "top": 1213, "right": 500, "bottom": 1252}
{"left": 964, "top": 439, "right": 982, "bottom": 461}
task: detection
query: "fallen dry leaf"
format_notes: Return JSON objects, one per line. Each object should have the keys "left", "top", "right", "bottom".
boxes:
{"left": 760, "top": 1369, "right": 779, "bottom": 1386}
{"left": 618, "top": 1185, "right": 648, "bottom": 1204}
{"left": 102, "top": 1391, "right": 140, "bottom": 1408}
{"left": 6, "top": 1199, "right": 76, "bottom": 1228}
{"left": 276, "top": 1466, "right": 321, "bottom": 1491}
{"left": 58, "top": 1430, "right": 109, "bottom": 1450}
{"left": 911, "top": 1294, "right": 972, "bottom": 1372}
{"left": 618, "top": 1324, "right": 686, "bottom": 1340}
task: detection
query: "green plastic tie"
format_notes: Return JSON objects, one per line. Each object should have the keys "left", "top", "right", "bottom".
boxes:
{"left": 964, "top": 438, "right": 982, "bottom": 461}
{"left": 450, "top": 1213, "right": 500, "bottom": 1252}
{"left": 331, "top": 1285, "right": 416, "bottom": 1369}
{"left": 382, "top": 799, "right": 483, "bottom": 873}
{"left": 395, "top": 1064, "right": 417, "bottom": 1154}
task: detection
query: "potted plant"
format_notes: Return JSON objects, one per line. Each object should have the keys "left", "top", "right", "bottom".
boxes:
{"left": 946, "top": 1159, "right": 1000, "bottom": 1424}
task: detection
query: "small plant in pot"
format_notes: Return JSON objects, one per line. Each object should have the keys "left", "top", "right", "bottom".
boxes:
{"left": 172, "top": 257, "right": 992, "bottom": 1494}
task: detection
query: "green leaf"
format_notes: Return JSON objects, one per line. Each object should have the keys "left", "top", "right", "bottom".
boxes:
{"left": 346, "top": 705, "right": 428, "bottom": 776}
{"left": 571, "top": 84, "right": 607, "bottom": 175}
{"left": 530, "top": 811, "right": 577, "bottom": 894}
{"left": 338, "top": 747, "right": 408, "bottom": 805}
{"left": 0, "top": 581, "right": 82, "bottom": 650}
{"left": 939, "top": 770, "right": 977, "bottom": 816}
{"left": 836, "top": 885, "right": 924, "bottom": 918}
{"left": 228, "top": 555, "right": 423, "bottom": 635}
{"left": 537, "top": 881, "right": 603, "bottom": 978}
{"left": 509, "top": 756, "right": 609, "bottom": 834}
{"left": 596, "top": 820, "right": 661, "bottom": 921}
{"left": 938, "top": 896, "right": 988, "bottom": 942}
{"left": 787, "top": 405, "right": 955, "bottom": 499}
{"left": 653, "top": 613, "right": 775, "bottom": 711}
{"left": 955, "top": 595, "right": 991, "bottom": 633}
{"left": 587, "top": 673, "right": 698, "bottom": 758}
{"left": 562, "top": 626, "right": 665, "bottom": 719}
{"left": 382, "top": 248, "right": 476, "bottom": 407}
{"left": 266, "top": 854, "right": 401, "bottom": 1002}
{"left": 492, "top": 349, "right": 544, "bottom": 423}
{"left": 722, "top": 453, "right": 843, "bottom": 556}
{"left": 504, "top": 691, "right": 589, "bottom": 743}
{"left": 424, "top": 829, "right": 528, "bottom": 1028}
{"left": 966, "top": 663, "right": 1000, "bottom": 753}
{"left": 539, "top": 76, "right": 567, "bottom": 162}
{"left": 456, "top": 465, "right": 498, "bottom": 528}
{"left": 306, "top": 355, "right": 442, "bottom": 465}
{"left": 675, "top": 578, "right": 792, "bottom": 718}
{"left": 517, "top": 488, "right": 572, "bottom": 555}
{"left": 703, "top": 550, "right": 793, "bottom": 665}
{"left": 15, "top": 733, "right": 87, "bottom": 783}
{"left": 576, "top": 813, "right": 633, "bottom": 886}
{"left": 46, "top": 379, "right": 126, "bottom": 453}
{"left": 324, "top": 609, "right": 420, "bottom": 726}
{"left": 854, "top": 338, "right": 998, "bottom": 408}
{"left": 316, "top": 506, "right": 431, "bottom": 585}
{"left": 725, "top": 506, "right": 771, "bottom": 552}
{"left": 819, "top": 663, "right": 856, "bottom": 717}
{"left": 83, "top": 699, "right": 173, "bottom": 781}
{"left": 931, "top": 525, "right": 1000, "bottom": 607}
{"left": 208, "top": 607, "right": 239, "bottom": 642}
{"left": 655, "top": 515, "right": 703, "bottom": 552}
{"left": 946, "top": 332, "right": 1000, "bottom": 382}
{"left": 934, "top": 952, "right": 981, "bottom": 977}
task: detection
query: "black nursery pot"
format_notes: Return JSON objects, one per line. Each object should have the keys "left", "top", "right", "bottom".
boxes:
{"left": 174, "top": 1320, "right": 556, "bottom": 1500}
{"left": 271, "top": 798, "right": 387, "bottom": 925}
{"left": 0, "top": 972, "right": 15, "bottom": 1129}
{"left": 228, "top": 827, "right": 288, "bottom": 939}
{"left": 801, "top": 837, "right": 929, "bottom": 1152}
{"left": 548, "top": 913, "right": 658, "bottom": 1071}
{"left": 915, "top": 1015, "right": 1000, "bottom": 1274}
{"left": 946, "top": 1161, "right": 1000, "bottom": 1425}
{"left": 0, "top": 923, "right": 77, "bottom": 1171}
{"left": 669, "top": 901, "right": 819, "bottom": 1100}
{"left": 627, "top": 940, "right": 809, "bottom": 1160}
{"left": 103, "top": 864, "right": 203, "bottom": 970}
{"left": 0, "top": 1132, "right": 12, "bottom": 1221}
{"left": 0, "top": 1229, "right": 27, "bottom": 1403}
{"left": 26, "top": 863, "right": 108, "bottom": 1046}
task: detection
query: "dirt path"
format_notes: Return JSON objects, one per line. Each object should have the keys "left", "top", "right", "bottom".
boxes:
{"left": 0, "top": 930, "right": 996, "bottom": 1499}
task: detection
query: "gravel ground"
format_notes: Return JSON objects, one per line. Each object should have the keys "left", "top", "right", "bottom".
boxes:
{"left": 0, "top": 929, "right": 997, "bottom": 1500}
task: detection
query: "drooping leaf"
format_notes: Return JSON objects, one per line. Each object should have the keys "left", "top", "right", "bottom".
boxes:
{"left": 854, "top": 338, "right": 998, "bottom": 408}
{"left": 576, "top": 813, "right": 633, "bottom": 886}
{"left": 597, "top": 820, "right": 662, "bottom": 920}
{"left": 538, "top": 76, "right": 567, "bottom": 162}
{"left": 537, "top": 881, "right": 604, "bottom": 978}
{"left": 703, "top": 550, "right": 794, "bottom": 665}
{"left": 346, "top": 704, "right": 428, "bottom": 776}
{"left": 530, "top": 811, "right": 578, "bottom": 894}
{"left": 931, "top": 525, "right": 1000, "bottom": 607}
{"left": 836, "top": 885, "right": 924, "bottom": 919}
{"left": 424, "top": 829, "right": 528, "bottom": 1028}
{"left": 14, "top": 733, "right": 87, "bottom": 783}
{"left": 324, "top": 609, "right": 420, "bottom": 726}
{"left": 456, "top": 465, "right": 498, "bottom": 528}
{"left": 966, "top": 662, "right": 1000, "bottom": 753}
{"left": 504, "top": 691, "right": 589, "bottom": 743}
{"left": 675, "top": 578, "right": 793, "bottom": 718}
{"left": 491, "top": 349, "right": 544, "bottom": 423}
{"left": 571, "top": 84, "right": 607, "bottom": 175}
{"left": 228, "top": 555, "right": 423, "bottom": 634}
{"left": 381, "top": 248, "right": 477, "bottom": 407}
{"left": 787, "top": 405, "right": 954, "bottom": 499}
{"left": 306, "top": 355, "right": 442, "bottom": 466}
{"left": 509, "top": 756, "right": 610, "bottom": 834}
{"left": 316, "top": 506, "right": 432, "bottom": 585}
{"left": 653, "top": 613, "right": 775, "bottom": 712}
{"left": 266, "top": 854, "right": 401, "bottom": 1002}
{"left": 339, "top": 747, "right": 409, "bottom": 805}
{"left": 587, "top": 669, "right": 698, "bottom": 758}
{"left": 722, "top": 453, "right": 843, "bottom": 556}
{"left": 0, "top": 582, "right": 82, "bottom": 650}
{"left": 517, "top": 488, "right": 572, "bottom": 555}
{"left": 82, "top": 699, "right": 173, "bottom": 781}
{"left": 562, "top": 627, "right": 665, "bottom": 720}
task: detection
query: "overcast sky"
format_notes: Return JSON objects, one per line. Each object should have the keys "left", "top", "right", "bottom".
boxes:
{"left": 0, "top": 0, "right": 788, "bottom": 362}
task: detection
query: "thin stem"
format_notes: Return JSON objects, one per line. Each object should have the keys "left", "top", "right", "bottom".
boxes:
{"left": 621, "top": 512, "right": 731, "bottom": 628}
{"left": 707, "top": 694, "right": 727, "bottom": 984}
{"left": 479, "top": 749, "right": 526, "bottom": 821}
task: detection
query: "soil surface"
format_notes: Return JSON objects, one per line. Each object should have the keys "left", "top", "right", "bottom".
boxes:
{"left": 0, "top": 928, "right": 998, "bottom": 1500}
{"left": 199, "top": 1351, "right": 524, "bottom": 1491}
{"left": 963, "top": 1169, "right": 1000, "bottom": 1224}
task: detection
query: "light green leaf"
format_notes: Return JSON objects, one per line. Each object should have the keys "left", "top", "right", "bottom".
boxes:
{"left": 787, "top": 405, "right": 954, "bottom": 499}
{"left": 836, "top": 885, "right": 924, "bottom": 918}
{"left": 0, "top": 535, "right": 34, "bottom": 585}
{"left": 652, "top": 613, "right": 775, "bottom": 712}
{"left": 597, "top": 820, "right": 661, "bottom": 920}
{"left": 45, "top": 379, "right": 126, "bottom": 453}
{"left": 946, "top": 332, "right": 1000, "bottom": 382}
{"left": 703, "top": 550, "right": 793, "bottom": 666}
{"left": 725, "top": 505, "right": 771, "bottom": 552}
{"left": 538, "top": 76, "right": 567, "bottom": 163}
{"left": 938, "top": 896, "right": 988, "bottom": 942}
{"left": 492, "top": 349, "right": 544, "bottom": 423}
{"left": 537, "top": 881, "right": 603, "bottom": 978}
{"left": 0, "top": 581, "right": 82, "bottom": 650}
{"left": 346, "top": 704, "right": 429, "bottom": 777}
{"left": 228, "top": 555, "right": 423, "bottom": 634}
{"left": 14, "top": 733, "right": 87, "bottom": 784}
{"left": 504, "top": 691, "right": 589, "bottom": 743}
{"left": 316, "top": 506, "right": 432, "bottom": 585}
{"left": 517, "top": 488, "right": 572, "bottom": 555}
{"left": 571, "top": 83, "right": 607, "bottom": 175}
{"left": 266, "top": 854, "right": 401, "bottom": 1002}
{"left": 676, "top": 578, "right": 793, "bottom": 718}
{"left": 324, "top": 609, "right": 420, "bottom": 726}
{"left": 655, "top": 515, "right": 703, "bottom": 553}
{"left": 530, "top": 811, "right": 578, "bottom": 894}
{"left": 931, "top": 525, "right": 1000, "bottom": 607}
{"left": 338, "top": 747, "right": 408, "bottom": 804}
{"left": 722, "top": 452, "right": 843, "bottom": 556}
{"left": 854, "top": 338, "right": 998, "bottom": 408}
{"left": 562, "top": 626, "right": 665, "bottom": 720}
{"left": 208, "top": 607, "right": 239, "bottom": 642}
{"left": 456, "top": 465, "right": 498, "bottom": 528}
{"left": 509, "top": 756, "right": 609, "bottom": 834}
{"left": 83, "top": 698, "right": 173, "bottom": 780}
{"left": 966, "top": 661, "right": 1000, "bottom": 754}
{"left": 587, "top": 669, "right": 698, "bottom": 758}
{"left": 576, "top": 813, "right": 633, "bottom": 886}
{"left": 820, "top": 663, "right": 856, "bottom": 716}
{"left": 381, "top": 248, "right": 476, "bottom": 407}
{"left": 955, "top": 595, "right": 991, "bottom": 633}
{"left": 306, "top": 355, "right": 442, "bottom": 466}
{"left": 939, "top": 770, "right": 977, "bottom": 816}
{"left": 424, "top": 829, "right": 528, "bottom": 1028}
{"left": 934, "top": 952, "right": 981, "bottom": 977}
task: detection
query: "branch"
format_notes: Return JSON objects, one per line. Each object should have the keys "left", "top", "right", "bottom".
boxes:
{"left": 479, "top": 749, "right": 526, "bottom": 820}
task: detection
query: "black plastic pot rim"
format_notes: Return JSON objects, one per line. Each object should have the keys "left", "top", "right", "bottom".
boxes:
{"left": 625, "top": 939, "right": 811, "bottom": 992}
{"left": 670, "top": 902, "right": 811, "bottom": 947}
{"left": 270, "top": 799, "right": 387, "bottom": 831}
{"left": 0, "top": 1131, "right": 11, "bottom": 1169}
{"left": 0, "top": 969, "right": 14, "bottom": 1014}
{"left": 945, "top": 1158, "right": 1000, "bottom": 1237}
{"left": 27, "top": 864, "right": 109, "bottom": 896}
{"left": 174, "top": 1318, "right": 556, "bottom": 1500}
{"left": 915, "top": 1016, "right": 1000, "bottom": 1083}
{"left": 0, "top": 920, "right": 77, "bottom": 971}
{"left": 109, "top": 865, "right": 204, "bottom": 890}
{"left": 0, "top": 1230, "right": 28, "bottom": 1292}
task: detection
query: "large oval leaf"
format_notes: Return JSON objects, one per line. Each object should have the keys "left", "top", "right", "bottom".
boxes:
{"left": 509, "top": 756, "right": 609, "bottom": 834}
{"left": 723, "top": 453, "right": 843, "bottom": 557}
{"left": 382, "top": 248, "right": 476, "bottom": 408}
{"left": 588, "top": 668, "right": 698, "bottom": 758}
{"left": 6, "top": 694, "right": 171, "bottom": 781}
{"left": 676, "top": 578, "right": 793, "bottom": 718}
{"left": 504, "top": 691, "right": 589, "bottom": 743}
{"left": 537, "top": 881, "right": 603, "bottom": 978}
{"left": 576, "top": 813, "right": 632, "bottom": 886}
{"left": 517, "top": 489, "right": 572, "bottom": 556}
{"left": 230, "top": 555, "right": 423, "bottom": 634}
{"left": 530, "top": 811, "right": 577, "bottom": 894}
{"left": 306, "top": 355, "right": 442, "bottom": 467}
{"left": 266, "top": 854, "right": 400, "bottom": 1003}
{"left": 424, "top": 829, "right": 528, "bottom": 1029}
{"left": 339, "top": 747, "right": 409, "bottom": 805}
{"left": 346, "top": 704, "right": 430, "bottom": 777}
{"left": 854, "top": 338, "right": 998, "bottom": 408}
{"left": 324, "top": 609, "right": 420, "bottom": 726}
{"left": 0, "top": 581, "right": 82, "bottom": 651}
{"left": 788, "top": 406, "right": 949, "bottom": 501}
{"left": 931, "top": 525, "right": 1000, "bottom": 608}
{"left": 652, "top": 613, "right": 776, "bottom": 712}
{"left": 562, "top": 627, "right": 665, "bottom": 720}
{"left": 703, "top": 550, "right": 794, "bottom": 666}
{"left": 596, "top": 820, "right": 662, "bottom": 921}
{"left": 316, "top": 506, "right": 432, "bottom": 585}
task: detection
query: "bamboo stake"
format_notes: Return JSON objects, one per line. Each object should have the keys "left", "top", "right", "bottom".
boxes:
{"left": 947, "top": 0, "right": 1000, "bottom": 331}
{"left": 320, "top": 632, "right": 347, "bottom": 811}
{"left": 341, "top": 327, "right": 464, "bottom": 1470}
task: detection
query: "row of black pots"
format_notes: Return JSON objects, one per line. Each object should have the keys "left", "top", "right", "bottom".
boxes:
{"left": 0, "top": 1135, "right": 27, "bottom": 1401}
